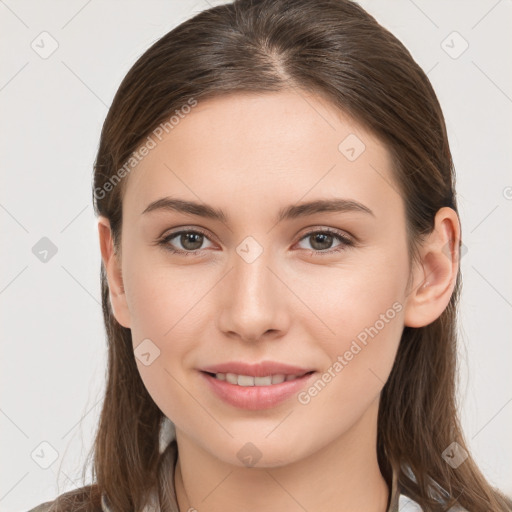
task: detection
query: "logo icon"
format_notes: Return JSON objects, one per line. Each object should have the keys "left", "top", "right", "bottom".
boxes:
{"left": 32, "top": 237, "right": 58, "bottom": 263}
{"left": 236, "top": 442, "right": 262, "bottom": 467}
{"left": 31, "top": 441, "right": 59, "bottom": 469}
{"left": 442, "top": 441, "right": 468, "bottom": 469}
{"left": 338, "top": 134, "right": 366, "bottom": 162}
{"left": 134, "top": 338, "right": 161, "bottom": 366}
{"left": 236, "top": 236, "right": 264, "bottom": 264}
{"left": 441, "top": 31, "right": 469, "bottom": 60}
{"left": 31, "top": 31, "right": 59, "bottom": 59}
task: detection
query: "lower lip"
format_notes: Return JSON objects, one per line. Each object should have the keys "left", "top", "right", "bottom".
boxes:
{"left": 199, "top": 371, "right": 316, "bottom": 410}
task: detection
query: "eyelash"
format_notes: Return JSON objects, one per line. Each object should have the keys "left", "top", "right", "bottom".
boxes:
{"left": 157, "top": 227, "right": 354, "bottom": 257}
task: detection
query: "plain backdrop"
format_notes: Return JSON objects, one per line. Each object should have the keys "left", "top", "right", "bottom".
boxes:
{"left": 1, "top": 1, "right": 511, "bottom": 510}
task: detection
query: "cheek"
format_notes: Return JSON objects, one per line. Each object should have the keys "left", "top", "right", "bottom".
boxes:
{"left": 303, "top": 250, "right": 406, "bottom": 336}
{"left": 121, "top": 253, "right": 214, "bottom": 420}
{"left": 123, "top": 247, "right": 209, "bottom": 342}
{"left": 125, "top": 269, "right": 202, "bottom": 428}
{"left": 291, "top": 272, "right": 404, "bottom": 441}
{"left": 298, "top": 251, "right": 407, "bottom": 392}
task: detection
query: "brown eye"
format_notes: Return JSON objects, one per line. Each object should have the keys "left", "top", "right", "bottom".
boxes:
{"left": 178, "top": 232, "right": 204, "bottom": 251}
{"left": 297, "top": 229, "right": 353, "bottom": 255}
{"left": 159, "top": 229, "right": 214, "bottom": 255}
{"left": 309, "top": 232, "right": 335, "bottom": 251}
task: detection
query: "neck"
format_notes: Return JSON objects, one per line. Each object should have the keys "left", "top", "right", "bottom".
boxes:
{"left": 173, "top": 399, "right": 389, "bottom": 512}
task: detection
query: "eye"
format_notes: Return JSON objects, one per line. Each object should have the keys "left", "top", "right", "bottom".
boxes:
{"left": 296, "top": 229, "right": 353, "bottom": 255}
{"left": 157, "top": 227, "right": 354, "bottom": 256}
{"left": 158, "top": 228, "right": 214, "bottom": 255}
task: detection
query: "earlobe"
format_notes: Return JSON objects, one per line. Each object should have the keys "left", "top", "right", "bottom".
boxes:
{"left": 403, "top": 207, "right": 461, "bottom": 328}
{"left": 97, "top": 216, "right": 132, "bottom": 328}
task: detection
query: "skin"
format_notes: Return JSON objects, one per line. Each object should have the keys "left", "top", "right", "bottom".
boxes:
{"left": 98, "top": 90, "right": 460, "bottom": 512}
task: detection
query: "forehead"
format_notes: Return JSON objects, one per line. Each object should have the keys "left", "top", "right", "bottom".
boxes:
{"left": 122, "top": 90, "right": 401, "bottom": 223}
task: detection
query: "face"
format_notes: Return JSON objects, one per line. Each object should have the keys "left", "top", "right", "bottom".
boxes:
{"left": 107, "top": 90, "right": 413, "bottom": 467}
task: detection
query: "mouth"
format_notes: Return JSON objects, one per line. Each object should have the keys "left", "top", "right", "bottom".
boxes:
{"left": 199, "top": 369, "right": 317, "bottom": 410}
{"left": 201, "top": 370, "right": 315, "bottom": 386}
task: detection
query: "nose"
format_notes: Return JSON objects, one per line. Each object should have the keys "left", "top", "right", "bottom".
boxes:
{"left": 216, "top": 245, "right": 290, "bottom": 343}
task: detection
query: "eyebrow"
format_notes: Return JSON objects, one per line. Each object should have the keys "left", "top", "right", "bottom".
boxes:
{"left": 141, "top": 196, "right": 374, "bottom": 223}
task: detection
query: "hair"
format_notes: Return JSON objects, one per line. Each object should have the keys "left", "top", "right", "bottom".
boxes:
{"left": 44, "top": 0, "right": 511, "bottom": 511}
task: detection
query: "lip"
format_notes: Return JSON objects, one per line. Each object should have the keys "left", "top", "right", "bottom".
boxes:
{"left": 199, "top": 360, "right": 313, "bottom": 377}
{"left": 198, "top": 362, "right": 317, "bottom": 410}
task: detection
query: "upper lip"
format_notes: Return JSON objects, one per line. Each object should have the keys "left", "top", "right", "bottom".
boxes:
{"left": 199, "top": 360, "right": 314, "bottom": 377}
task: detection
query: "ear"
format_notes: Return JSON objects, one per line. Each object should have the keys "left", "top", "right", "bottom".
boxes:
{"left": 403, "top": 207, "right": 461, "bottom": 328}
{"left": 98, "top": 216, "right": 132, "bottom": 328}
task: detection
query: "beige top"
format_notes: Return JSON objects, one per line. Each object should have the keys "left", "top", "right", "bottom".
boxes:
{"left": 29, "top": 439, "right": 411, "bottom": 512}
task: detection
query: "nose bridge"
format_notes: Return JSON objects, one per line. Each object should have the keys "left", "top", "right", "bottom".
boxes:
{"left": 217, "top": 237, "right": 288, "bottom": 341}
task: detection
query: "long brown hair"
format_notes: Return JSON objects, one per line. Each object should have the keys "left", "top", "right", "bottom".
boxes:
{"left": 48, "top": 0, "right": 511, "bottom": 510}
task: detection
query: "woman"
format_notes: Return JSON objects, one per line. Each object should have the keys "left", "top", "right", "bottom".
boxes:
{"left": 29, "top": 0, "right": 512, "bottom": 510}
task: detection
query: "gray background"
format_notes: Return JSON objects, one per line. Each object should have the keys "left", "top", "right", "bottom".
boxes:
{"left": 1, "top": 1, "right": 511, "bottom": 510}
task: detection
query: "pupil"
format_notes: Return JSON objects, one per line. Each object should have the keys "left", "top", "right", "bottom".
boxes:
{"left": 178, "top": 233, "right": 334, "bottom": 251}
{"left": 311, "top": 233, "right": 332, "bottom": 250}
{"left": 182, "top": 233, "right": 203, "bottom": 250}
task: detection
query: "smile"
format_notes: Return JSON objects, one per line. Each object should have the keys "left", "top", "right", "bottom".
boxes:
{"left": 199, "top": 370, "right": 316, "bottom": 410}
{"left": 209, "top": 372, "right": 311, "bottom": 386}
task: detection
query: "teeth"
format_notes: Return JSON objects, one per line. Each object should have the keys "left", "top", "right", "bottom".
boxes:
{"left": 254, "top": 376, "right": 272, "bottom": 386}
{"left": 271, "top": 374, "right": 286, "bottom": 384}
{"left": 237, "top": 375, "right": 255, "bottom": 387}
{"left": 226, "top": 373, "right": 238, "bottom": 384}
{"left": 214, "top": 372, "right": 305, "bottom": 386}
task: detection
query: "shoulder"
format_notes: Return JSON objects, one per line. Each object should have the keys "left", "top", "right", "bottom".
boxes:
{"left": 397, "top": 492, "right": 469, "bottom": 511}
{"left": 25, "top": 485, "right": 103, "bottom": 512}
{"left": 398, "top": 493, "right": 423, "bottom": 510}
{"left": 27, "top": 501, "right": 55, "bottom": 512}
